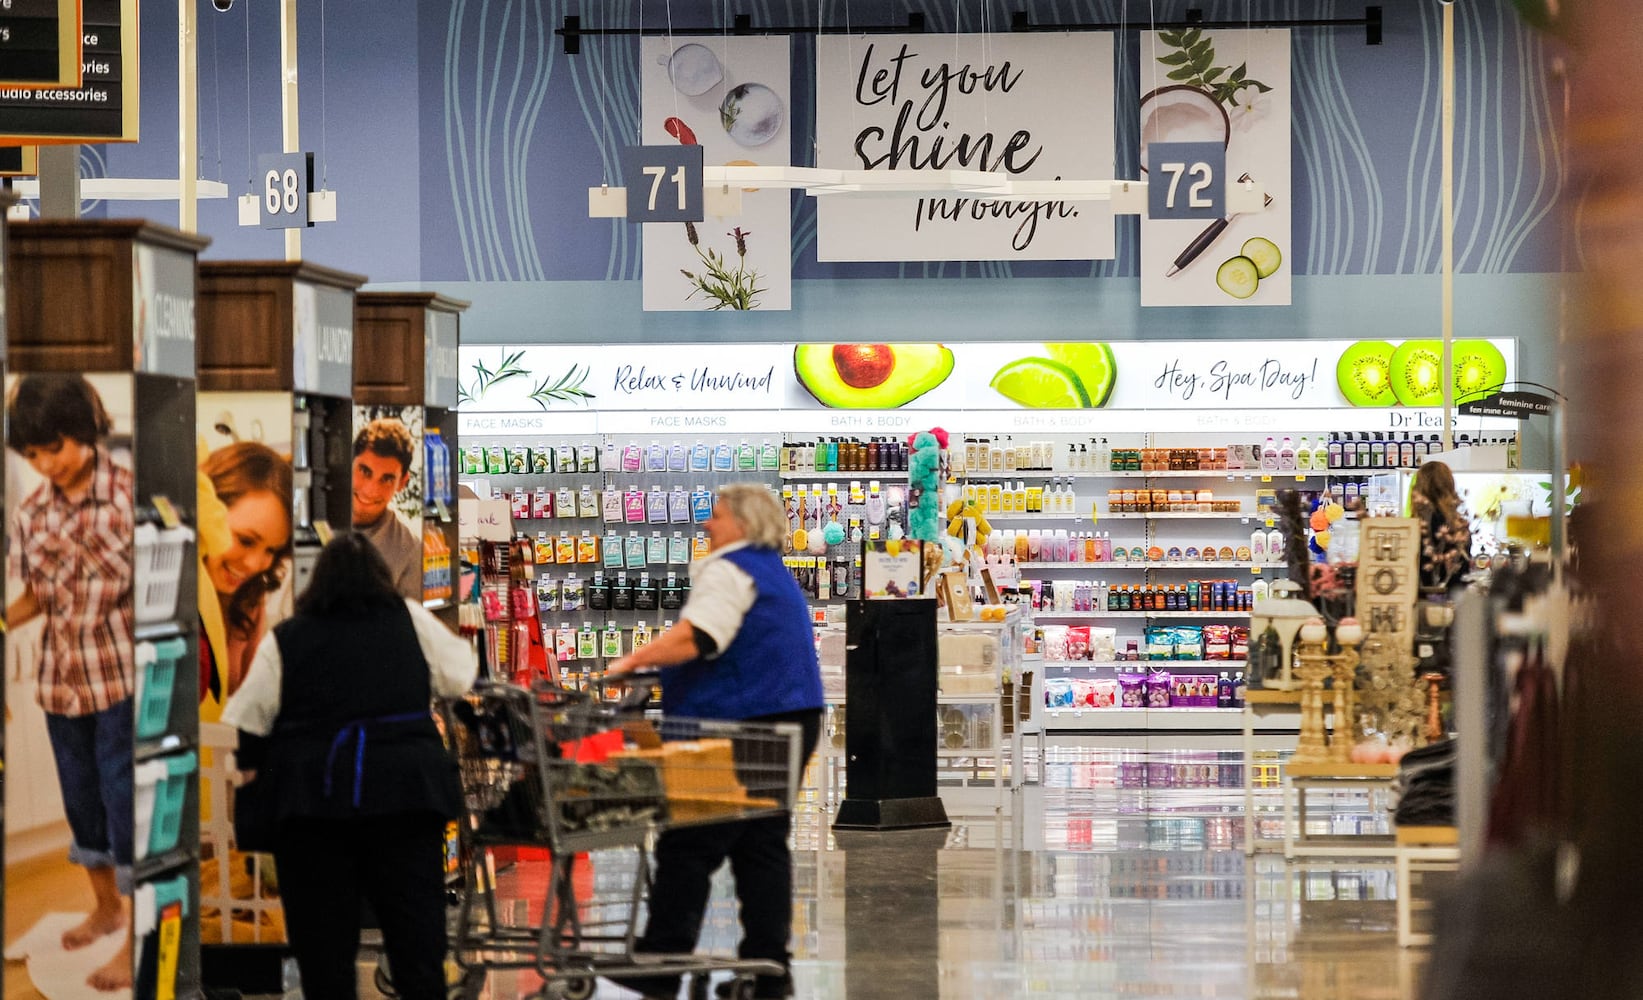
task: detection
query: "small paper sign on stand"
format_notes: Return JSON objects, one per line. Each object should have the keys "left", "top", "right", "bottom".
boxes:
{"left": 937, "top": 570, "right": 974, "bottom": 622}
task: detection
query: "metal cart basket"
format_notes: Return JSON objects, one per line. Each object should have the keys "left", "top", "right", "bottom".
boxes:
{"left": 437, "top": 681, "right": 803, "bottom": 1000}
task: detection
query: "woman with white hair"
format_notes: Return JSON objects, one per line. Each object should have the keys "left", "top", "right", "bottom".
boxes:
{"left": 607, "top": 482, "right": 823, "bottom": 1000}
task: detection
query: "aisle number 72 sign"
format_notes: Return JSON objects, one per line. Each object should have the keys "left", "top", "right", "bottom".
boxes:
{"left": 1147, "top": 142, "right": 1225, "bottom": 221}
{"left": 622, "top": 145, "right": 704, "bottom": 223}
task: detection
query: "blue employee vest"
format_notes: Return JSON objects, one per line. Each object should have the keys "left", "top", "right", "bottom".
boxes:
{"left": 660, "top": 546, "right": 825, "bottom": 720}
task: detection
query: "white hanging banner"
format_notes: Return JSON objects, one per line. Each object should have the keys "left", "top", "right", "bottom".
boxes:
{"left": 1139, "top": 29, "right": 1292, "bottom": 307}
{"left": 814, "top": 32, "right": 1116, "bottom": 262}
{"left": 641, "top": 36, "right": 793, "bottom": 311}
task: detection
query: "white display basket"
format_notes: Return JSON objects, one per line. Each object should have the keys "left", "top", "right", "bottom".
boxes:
{"left": 135, "top": 522, "right": 195, "bottom": 624}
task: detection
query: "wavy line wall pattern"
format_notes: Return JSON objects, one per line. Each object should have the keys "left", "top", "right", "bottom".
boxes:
{"left": 428, "top": 0, "right": 1566, "bottom": 283}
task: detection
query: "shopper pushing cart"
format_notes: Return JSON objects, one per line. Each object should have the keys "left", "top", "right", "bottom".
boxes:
{"left": 439, "top": 679, "right": 806, "bottom": 999}
{"left": 605, "top": 483, "right": 825, "bottom": 1000}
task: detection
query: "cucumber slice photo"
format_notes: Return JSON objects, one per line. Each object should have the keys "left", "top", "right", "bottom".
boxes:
{"left": 1241, "top": 237, "right": 1283, "bottom": 278}
{"left": 1216, "top": 256, "right": 1261, "bottom": 299}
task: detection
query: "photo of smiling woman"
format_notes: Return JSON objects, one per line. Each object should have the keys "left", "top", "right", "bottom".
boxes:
{"left": 198, "top": 442, "right": 293, "bottom": 710}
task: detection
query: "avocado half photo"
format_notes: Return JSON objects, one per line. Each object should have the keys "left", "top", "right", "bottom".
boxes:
{"left": 794, "top": 343, "right": 955, "bottom": 408}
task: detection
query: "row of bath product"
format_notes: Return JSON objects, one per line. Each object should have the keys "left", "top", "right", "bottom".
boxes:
{"left": 519, "top": 530, "right": 712, "bottom": 567}
{"left": 506, "top": 484, "right": 718, "bottom": 524}
{"left": 465, "top": 440, "right": 782, "bottom": 476}
{"left": 781, "top": 438, "right": 911, "bottom": 472}
{"left": 1023, "top": 580, "right": 1257, "bottom": 613}
{"left": 984, "top": 529, "right": 1287, "bottom": 564}
{"left": 544, "top": 619, "right": 673, "bottom": 661}
{"left": 537, "top": 573, "right": 688, "bottom": 613}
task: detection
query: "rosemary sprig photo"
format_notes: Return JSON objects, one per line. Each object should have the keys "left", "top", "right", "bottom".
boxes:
{"left": 461, "top": 349, "right": 531, "bottom": 402}
{"left": 529, "top": 365, "right": 596, "bottom": 410}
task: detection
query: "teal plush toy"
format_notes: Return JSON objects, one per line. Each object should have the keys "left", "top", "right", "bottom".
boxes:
{"left": 908, "top": 430, "right": 942, "bottom": 542}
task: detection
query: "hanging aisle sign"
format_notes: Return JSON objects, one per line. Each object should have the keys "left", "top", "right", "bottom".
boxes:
{"left": 1139, "top": 28, "right": 1290, "bottom": 307}
{"left": 0, "top": 0, "right": 138, "bottom": 144}
{"left": 0, "top": 0, "right": 83, "bottom": 89}
{"left": 814, "top": 32, "right": 1116, "bottom": 262}
{"left": 640, "top": 36, "right": 792, "bottom": 312}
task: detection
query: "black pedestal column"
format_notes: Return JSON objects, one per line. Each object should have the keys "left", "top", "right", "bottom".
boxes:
{"left": 833, "top": 599, "right": 950, "bottom": 831}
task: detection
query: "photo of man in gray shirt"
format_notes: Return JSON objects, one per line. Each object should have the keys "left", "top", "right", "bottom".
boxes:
{"left": 352, "top": 417, "right": 422, "bottom": 600}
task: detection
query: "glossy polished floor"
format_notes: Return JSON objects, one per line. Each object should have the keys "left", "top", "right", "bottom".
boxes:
{"left": 462, "top": 743, "right": 1436, "bottom": 1000}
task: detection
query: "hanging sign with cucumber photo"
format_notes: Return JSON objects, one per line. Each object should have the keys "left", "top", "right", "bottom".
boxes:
{"left": 1138, "top": 28, "right": 1293, "bottom": 307}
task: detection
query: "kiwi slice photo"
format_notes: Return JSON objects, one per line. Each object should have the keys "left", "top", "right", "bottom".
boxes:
{"left": 1390, "top": 340, "right": 1445, "bottom": 406}
{"left": 1451, "top": 339, "right": 1507, "bottom": 403}
{"left": 1335, "top": 340, "right": 1397, "bottom": 407}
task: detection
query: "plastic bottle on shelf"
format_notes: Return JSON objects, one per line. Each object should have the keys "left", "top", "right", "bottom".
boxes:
{"left": 1267, "top": 529, "right": 1284, "bottom": 563}
{"left": 1261, "top": 437, "right": 1278, "bottom": 471}
{"left": 1097, "top": 438, "right": 1111, "bottom": 471}
{"left": 1295, "top": 436, "right": 1312, "bottom": 472}
{"left": 1354, "top": 433, "right": 1371, "bottom": 469}
{"left": 1250, "top": 530, "right": 1267, "bottom": 563}
{"left": 1278, "top": 436, "right": 1295, "bottom": 471}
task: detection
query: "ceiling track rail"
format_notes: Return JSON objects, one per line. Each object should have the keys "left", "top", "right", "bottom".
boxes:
{"left": 557, "top": 6, "right": 1381, "bottom": 54}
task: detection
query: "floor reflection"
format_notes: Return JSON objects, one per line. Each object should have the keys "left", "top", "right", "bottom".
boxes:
{"left": 470, "top": 745, "right": 1427, "bottom": 1000}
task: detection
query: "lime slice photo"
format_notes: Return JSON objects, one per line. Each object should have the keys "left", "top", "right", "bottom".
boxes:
{"left": 1042, "top": 342, "right": 1118, "bottom": 406}
{"left": 990, "top": 358, "right": 1092, "bottom": 408}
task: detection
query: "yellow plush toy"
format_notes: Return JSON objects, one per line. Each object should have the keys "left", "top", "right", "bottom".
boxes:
{"left": 945, "top": 497, "right": 992, "bottom": 549}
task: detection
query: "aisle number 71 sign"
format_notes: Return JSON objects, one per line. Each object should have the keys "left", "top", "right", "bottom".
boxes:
{"left": 621, "top": 145, "right": 704, "bottom": 223}
{"left": 1147, "top": 142, "right": 1225, "bottom": 221}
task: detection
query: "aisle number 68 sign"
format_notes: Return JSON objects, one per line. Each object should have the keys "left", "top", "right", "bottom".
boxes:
{"left": 257, "top": 152, "right": 314, "bottom": 229}
{"left": 621, "top": 145, "right": 704, "bottom": 223}
{"left": 1147, "top": 141, "right": 1225, "bottom": 221}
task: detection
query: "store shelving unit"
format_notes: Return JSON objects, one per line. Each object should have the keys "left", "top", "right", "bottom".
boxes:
{"left": 6, "top": 219, "right": 211, "bottom": 999}
{"left": 353, "top": 291, "right": 469, "bottom": 629}
{"left": 196, "top": 260, "right": 365, "bottom": 987}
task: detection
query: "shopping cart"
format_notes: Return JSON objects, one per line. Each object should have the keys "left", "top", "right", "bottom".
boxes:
{"left": 437, "top": 680, "right": 805, "bottom": 1000}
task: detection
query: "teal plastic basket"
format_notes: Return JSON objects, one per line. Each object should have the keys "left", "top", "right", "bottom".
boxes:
{"left": 136, "top": 751, "right": 197, "bottom": 858}
{"left": 135, "top": 638, "right": 188, "bottom": 740}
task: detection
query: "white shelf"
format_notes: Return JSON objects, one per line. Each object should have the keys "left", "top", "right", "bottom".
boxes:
{"left": 1039, "top": 707, "right": 1300, "bottom": 731}
{"left": 1015, "top": 561, "right": 1277, "bottom": 570}
{"left": 963, "top": 469, "right": 1326, "bottom": 480}
{"left": 1101, "top": 511, "right": 1262, "bottom": 520}
{"left": 986, "top": 511, "right": 1270, "bottom": 522}
{"left": 937, "top": 693, "right": 1001, "bottom": 705}
{"left": 1042, "top": 659, "right": 1248, "bottom": 670}
{"left": 779, "top": 470, "right": 907, "bottom": 480}
{"left": 1033, "top": 610, "right": 1252, "bottom": 619}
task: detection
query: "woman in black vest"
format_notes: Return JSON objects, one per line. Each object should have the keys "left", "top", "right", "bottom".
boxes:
{"left": 221, "top": 532, "right": 477, "bottom": 1000}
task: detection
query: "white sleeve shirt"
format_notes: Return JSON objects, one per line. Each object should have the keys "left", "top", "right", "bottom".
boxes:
{"left": 220, "top": 598, "right": 479, "bottom": 737}
{"left": 680, "top": 542, "right": 757, "bottom": 656}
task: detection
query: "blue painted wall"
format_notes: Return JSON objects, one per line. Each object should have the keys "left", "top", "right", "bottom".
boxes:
{"left": 77, "top": 0, "right": 1564, "bottom": 365}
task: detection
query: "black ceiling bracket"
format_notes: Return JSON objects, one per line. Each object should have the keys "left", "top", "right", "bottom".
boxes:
{"left": 558, "top": 6, "right": 1384, "bottom": 53}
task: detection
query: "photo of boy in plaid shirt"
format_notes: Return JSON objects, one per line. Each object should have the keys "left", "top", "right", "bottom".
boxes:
{"left": 5, "top": 373, "right": 136, "bottom": 993}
